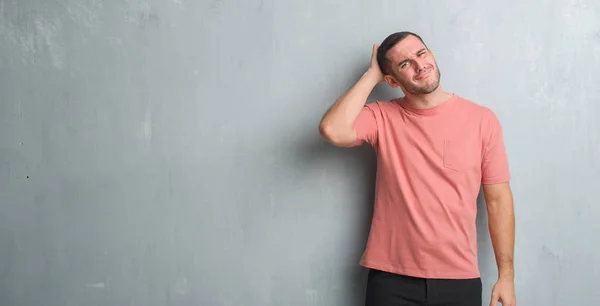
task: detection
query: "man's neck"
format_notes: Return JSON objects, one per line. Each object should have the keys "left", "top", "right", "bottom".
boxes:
{"left": 403, "top": 87, "right": 453, "bottom": 109}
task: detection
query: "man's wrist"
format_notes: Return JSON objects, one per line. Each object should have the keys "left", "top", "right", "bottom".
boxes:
{"left": 363, "top": 69, "right": 382, "bottom": 84}
{"left": 498, "top": 269, "right": 514, "bottom": 281}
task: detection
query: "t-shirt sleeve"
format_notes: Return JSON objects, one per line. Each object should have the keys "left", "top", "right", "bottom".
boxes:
{"left": 347, "top": 103, "right": 379, "bottom": 147}
{"left": 481, "top": 109, "right": 511, "bottom": 184}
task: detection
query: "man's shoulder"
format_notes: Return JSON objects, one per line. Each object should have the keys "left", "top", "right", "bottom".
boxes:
{"left": 453, "top": 95, "right": 506, "bottom": 137}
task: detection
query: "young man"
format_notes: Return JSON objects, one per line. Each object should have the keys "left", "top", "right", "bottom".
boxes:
{"left": 319, "top": 32, "right": 516, "bottom": 306}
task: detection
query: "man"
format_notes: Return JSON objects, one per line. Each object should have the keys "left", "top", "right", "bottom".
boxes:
{"left": 319, "top": 32, "right": 516, "bottom": 306}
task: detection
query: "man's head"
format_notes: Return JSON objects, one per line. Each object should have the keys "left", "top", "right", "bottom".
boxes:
{"left": 377, "top": 32, "right": 441, "bottom": 95}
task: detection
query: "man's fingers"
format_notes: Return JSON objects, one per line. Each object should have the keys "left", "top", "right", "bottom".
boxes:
{"left": 489, "top": 294, "right": 499, "bottom": 306}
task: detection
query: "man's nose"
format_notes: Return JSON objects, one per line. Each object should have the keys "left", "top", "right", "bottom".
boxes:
{"left": 415, "top": 60, "right": 425, "bottom": 72}
{"left": 414, "top": 59, "right": 425, "bottom": 72}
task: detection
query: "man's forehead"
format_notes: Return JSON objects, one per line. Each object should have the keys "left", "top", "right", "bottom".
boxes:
{"left": 387, "top": 36, "right": 426, "bottom": 60}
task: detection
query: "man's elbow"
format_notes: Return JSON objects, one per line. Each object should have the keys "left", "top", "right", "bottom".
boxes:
{"left": 483, "top": 183, "right": 513, "bottom": 203}
{"left": 485, "top": 190, "right": 514, "bottom": 213}
{"left": 318, "top": 122, "right": 356, "bottom": 147}
{"left": 486, "top": 199, "right": 513, "bottom": 215}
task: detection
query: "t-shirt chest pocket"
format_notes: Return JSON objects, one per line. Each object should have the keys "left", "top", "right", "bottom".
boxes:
{"left": 442, "top": 138, "right": 481, "bottom": 171}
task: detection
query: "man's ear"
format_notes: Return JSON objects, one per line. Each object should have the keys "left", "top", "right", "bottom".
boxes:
{"left": 384, "top": 74, "right": 401, "bottom": 88}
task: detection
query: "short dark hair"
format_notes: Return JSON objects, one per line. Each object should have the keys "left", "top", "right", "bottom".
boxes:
{"left": 377, "top": 31, "right": 427, "bottom": 75}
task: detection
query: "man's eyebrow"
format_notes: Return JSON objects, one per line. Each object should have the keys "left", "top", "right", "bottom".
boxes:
{"left": 398, "top": 58, "right": 410, "bottom": 67}
{"left": 397, "top": 48, "right": 428, "bottom": 66}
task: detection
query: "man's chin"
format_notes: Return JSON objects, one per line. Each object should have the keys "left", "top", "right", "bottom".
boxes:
{"left": 408, "top": 82, "right": 439, "bottom": 95}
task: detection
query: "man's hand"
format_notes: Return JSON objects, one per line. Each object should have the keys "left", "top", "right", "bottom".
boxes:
{"left": 489, "top": 277, "right": 516, "bottom": 306}
{"left": 368, "top": 44, "right": 385, "bottom": 83}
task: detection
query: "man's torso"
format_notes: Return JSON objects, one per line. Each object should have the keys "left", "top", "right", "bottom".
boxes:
{"left": 351, "top": 94, "right": 510, "bottom": 279}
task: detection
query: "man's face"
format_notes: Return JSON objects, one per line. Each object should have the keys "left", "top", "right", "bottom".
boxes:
{"left": 383, "top": 35, "right": 441, "bottom": 95}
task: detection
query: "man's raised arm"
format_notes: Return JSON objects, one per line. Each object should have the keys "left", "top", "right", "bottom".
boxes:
{"left": 319, "top": 44, "right": 384, "bottom": 147}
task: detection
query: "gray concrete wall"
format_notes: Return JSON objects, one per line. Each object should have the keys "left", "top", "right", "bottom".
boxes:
{"left": 1, "top": 0, "right": 599, "bottom": 305}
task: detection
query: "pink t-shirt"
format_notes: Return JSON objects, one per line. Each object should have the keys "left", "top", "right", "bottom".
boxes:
{"left": 350, "top": 94, "right": 510, "bottom": 279}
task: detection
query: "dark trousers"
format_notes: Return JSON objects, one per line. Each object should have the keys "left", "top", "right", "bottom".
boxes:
{"left": 365, "top": 269, "right": 482, "bottom": 306}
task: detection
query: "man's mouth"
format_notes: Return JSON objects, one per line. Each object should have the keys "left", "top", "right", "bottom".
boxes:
{"left": 415, "top": 68, "right": 431, "bottom": 81}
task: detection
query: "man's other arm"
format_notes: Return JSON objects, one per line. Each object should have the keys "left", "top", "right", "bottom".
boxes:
{"left": 484, "top": 182, "right": 517, "bottom": 306}
{"left": 483, "top": 182, "right": 515, "bottom": 280}
{"left": 481, "top": 108, "right": 516, "bottom": 306}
